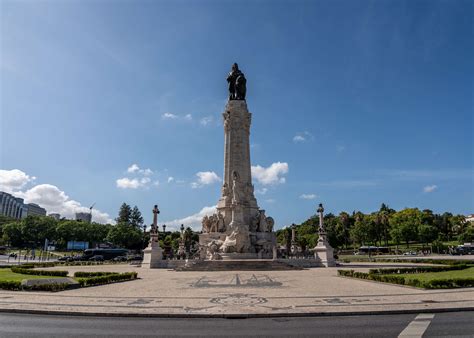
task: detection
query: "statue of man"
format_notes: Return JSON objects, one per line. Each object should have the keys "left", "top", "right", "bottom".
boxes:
{"left": 232, "top": 171, "right": 241, "bottom": 204}
{"left": 227, "top": 63, "right": 246, "bottom": 100}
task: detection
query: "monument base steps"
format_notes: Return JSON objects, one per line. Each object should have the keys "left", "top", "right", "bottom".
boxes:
{"left": 174, "top": 259, "right": 302, "bottom": 271}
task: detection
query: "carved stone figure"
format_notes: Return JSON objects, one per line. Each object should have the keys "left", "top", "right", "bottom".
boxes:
{"left": 266, "top": 217, "right": 275, "bottom": 232}
{"left": 202, "top": 215, "right": 211, "bottom": 233}
{"left": 209, "top": 214, "right": 218, "bottom": 233}
{"left": 250, "top": 213, "right": 259, "bottom": 232}
{"left": 232, "top": 171, "right": 241, "bottom": 204}
{"left": 217, "top": 212, "right": 225, "bottom": 232}
{"left": 227, "top": 63, "right": 246, "bottom": 100}
{"left": 221, "top": 227, "right": 251, "bottom": 253}
{"left": 258, "top": 210, "right": 268, "bottom": 232}
{"left": 207, "top": 240, "right": 223, "bottom": 260}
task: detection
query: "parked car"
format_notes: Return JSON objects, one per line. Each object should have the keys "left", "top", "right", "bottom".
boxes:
{"left": 112, "top": 255, "right": 127, "bottom": 262}
{"left": 128, "top": 255, "right": 143, "bottom": 261}
{"left": 89, "top": 255, "right": 104, "bottom": 261}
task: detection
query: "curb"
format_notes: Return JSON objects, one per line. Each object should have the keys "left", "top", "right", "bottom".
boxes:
{"left": 0, "top": 306, "right": 473, "bottom": 319}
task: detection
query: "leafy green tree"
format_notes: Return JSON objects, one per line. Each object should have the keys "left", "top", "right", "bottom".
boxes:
{"left": 116, "top": 203, "right": 132, "bottom": 225}
{"left": 130, "top": 206, "right": 144, "bottom": 229}
{"left": 389, "top": 208, "right": 421, "bottom": 247}
{"left": 106, "top": 223, "right": 143, "bottom": 249}
{"left": 2, "top": 222, "right": 23, "bottom": 247}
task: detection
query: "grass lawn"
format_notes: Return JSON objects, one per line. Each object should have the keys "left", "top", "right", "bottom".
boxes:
{"left": 0, "top": 268, "right": 62, "bottom": 282}
{"left": 389, "top": 267, "right": 474, "bottom": 283}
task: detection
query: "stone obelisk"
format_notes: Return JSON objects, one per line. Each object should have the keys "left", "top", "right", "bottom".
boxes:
{"left": 142, "top": 204, "right": 164, "bottom": 268}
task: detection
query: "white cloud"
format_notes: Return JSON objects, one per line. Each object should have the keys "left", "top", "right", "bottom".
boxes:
{"left": 116, "top": 177, "right": 151, "bottom": 189}
{"left": 191, "top": 171, "right": 221, "bottom": 188}
{"left": 162, "top": 112, "right": 178, "bottom": 120}
{"left": 256, "top": 187, "right": 268, "bottom": 195}
{"left": 2, "top": 170, "right": 113, "bottom": 224}
{"left": 423, "top": 185, "right": 438, "bottom": 193}
{"left": 184, "top": 114, "right": 192, "bottom": 121}
{"left": 200, "top": 116, "right": 214, "bottom": 126}
{"left": 264, "top": 199, "right": 276, "bottom": 204}
{"left": 127, "top": 164, "right": 140, "bottom": 173}
{"left": 0, "top": 169, "right": 36, "bottom": 193}
{"left": 293, "top": 131, "right": 313, "bottom": 143}
{"left": 153, "top": 180, "right": 160, "bottom": 187}
{"left": 336, "top": 145, "right": 346, "bottom": 152}
{"left": 251, "top": 162, "right": 289, "bottom": 185}
{"left": 167, "top": 177, "right": 174, "bottom": 183}
{"left": 162, "top": 205, "right": 216, "bottom": 231}
{"left": 300, "top": 193, "right": 317, "bottom": 200}
{"left": 126, "top": 164, "right": 153, "bottom": 176}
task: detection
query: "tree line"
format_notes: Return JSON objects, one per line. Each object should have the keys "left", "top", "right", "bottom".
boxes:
{"left": 0, "top": 203, "right": 197, "bottom": 251}
{"left": 276, "top": 204, "right": 473, "bottom": 252}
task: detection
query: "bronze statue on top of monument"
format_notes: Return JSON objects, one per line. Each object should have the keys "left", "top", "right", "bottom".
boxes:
{"left": 227, "top": 63, "right": 247, "bottom": 101}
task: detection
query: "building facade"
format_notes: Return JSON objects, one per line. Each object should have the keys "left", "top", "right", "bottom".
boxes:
{"left": 0, "top": 191, "right": 47, "bottom": 219}
{"left": 75, "top": 212, "right": 92, "bottom": 223}
{"left": 24, "top": 203, "right": 47, "bottom": 217}
{"left": 0, "top": 192, "right": 27, "bottom": 219}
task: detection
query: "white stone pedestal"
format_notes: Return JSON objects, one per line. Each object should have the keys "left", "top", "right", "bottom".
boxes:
{"left": 142, "top": 235, "right": 166, "bottom": 268}
{"left": 312, "top": 234, "right": 336, "bottom": 267}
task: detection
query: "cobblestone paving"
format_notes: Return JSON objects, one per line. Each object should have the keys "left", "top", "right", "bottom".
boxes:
{"left": 0, "top": 264, "right": 472, "bottom": 316}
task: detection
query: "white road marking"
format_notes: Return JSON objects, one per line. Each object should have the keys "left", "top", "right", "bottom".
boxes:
{"left": 398, "top": 313, "right": 435, "bottom": 338}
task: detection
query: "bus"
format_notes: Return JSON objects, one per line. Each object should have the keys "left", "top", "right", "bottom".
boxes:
{"left": 81, "top": 248, "right": 128, "bottom": 261}
{"left": 451, "top": 244, "right": 474, "bottom": 255}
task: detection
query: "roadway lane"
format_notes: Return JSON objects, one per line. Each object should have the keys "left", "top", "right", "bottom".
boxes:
{"left": 0, "top": 312, "right": 472, "bottom": 337}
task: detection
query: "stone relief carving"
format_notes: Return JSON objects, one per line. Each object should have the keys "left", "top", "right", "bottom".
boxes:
{"left": 231, "top": 171, "right": 241, "bottom": 204}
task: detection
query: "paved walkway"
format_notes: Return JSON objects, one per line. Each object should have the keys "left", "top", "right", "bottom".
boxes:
{"left": 0, "top": 263, "right": 473, "bottom": 317}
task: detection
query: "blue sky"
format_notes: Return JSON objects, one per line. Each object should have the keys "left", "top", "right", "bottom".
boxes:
{"left": 1, "top": 0, "right": 472, "bottom": 229}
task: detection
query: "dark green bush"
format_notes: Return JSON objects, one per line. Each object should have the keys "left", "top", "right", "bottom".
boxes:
{"left": 74, "top": 271, "right": 117, "bottom": 278}
{"left": 424, "top": 278, "right": 474, "bottom": 289}
{"left": 77, "top": 272, "right": 138, "bottom": 287}
{"left": 0, "top": 280, "right": 22, "bottom": 291}
{"left": 26, "top": 283, "right": 70, "bottom": 292}
{"left": 368, "top": 264, "right": 468, "bottom": 275}
{"left": 11, "top": 267, "right": 68, "bottom": 277}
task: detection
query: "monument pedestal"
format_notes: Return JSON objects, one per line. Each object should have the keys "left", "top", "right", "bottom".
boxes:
{"left": 142, "top": 235, "right": 166, "bottom": 268}
{"left": 312, "top": 233, "right": 336, "bottom": 267}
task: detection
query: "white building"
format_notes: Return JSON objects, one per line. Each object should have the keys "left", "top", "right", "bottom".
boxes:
{"left": 0, "top": 192, "right": 27, "bottom": 219}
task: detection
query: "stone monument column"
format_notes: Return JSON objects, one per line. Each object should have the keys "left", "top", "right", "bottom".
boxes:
{"left": 312, "top": 203, "right": 336, "bottom": 267}
{"left": 217, "top": 100, "right": 259, "bottom": 227}
{"left": 142, "top": 204, "right": 164, "bottom": 268}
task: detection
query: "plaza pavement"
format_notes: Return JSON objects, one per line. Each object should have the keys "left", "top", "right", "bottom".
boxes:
{"left": 0, "top": 262, "right": 473, "bottom": 317}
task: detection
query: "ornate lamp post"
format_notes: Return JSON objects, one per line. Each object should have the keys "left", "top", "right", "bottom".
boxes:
{"left": 162, "top": 224, "right": 166, "bottom": 233}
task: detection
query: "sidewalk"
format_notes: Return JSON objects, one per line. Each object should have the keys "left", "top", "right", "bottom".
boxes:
{"left": 0, "top": 263, "right": 472, "bottom": 317}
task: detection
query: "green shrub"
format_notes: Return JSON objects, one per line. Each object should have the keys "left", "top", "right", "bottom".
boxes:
{"left": 11, "top": 267, "right": 68, "bottom": 277}
{"left": 77, "top": 272, "right": 138, "bottom": 287}
{"left": 74, "top": 271, "right": 117, "bottom": 278}
{"left": 368, "top": 265, "right": 468, "bottom": 275}
{"left": 424, "top": 278, "right": 474, "bottom": 289}
{"left": 0, "top": 280, "right": 22, "bottom": 291}
{"left": 26, "top": 283, "right": 70, "bottom": 292}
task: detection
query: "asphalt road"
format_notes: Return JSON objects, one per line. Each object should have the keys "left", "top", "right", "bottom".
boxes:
{"left": 0, "top": 312, "right": 472, "bottom": 337}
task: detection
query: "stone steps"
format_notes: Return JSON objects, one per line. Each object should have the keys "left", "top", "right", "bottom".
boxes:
{"left": 175, "top": 259, "right": 303, "bottom": 271}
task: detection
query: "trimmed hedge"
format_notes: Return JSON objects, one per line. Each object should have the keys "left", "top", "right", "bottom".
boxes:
{"left": 368, "top": 264, "right": 468, "bottom": 275}
{"left": 76, "top": 272, "right": 138, "bottom": 287}
{"left": 11, "top": 267, "right": 68, "bottom": 277}
{"left": 26, "top": 283, "right": 70, "bottom": 292}
{"left": 337, "top": 269, "right": 474, "bottom": 289}
{"left": 0, "top": 280, "right": 22, "bottom": 291}
{"left": 74, "top": 271, "right": 117, "bottom": 278}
